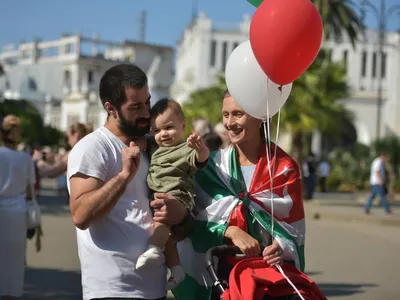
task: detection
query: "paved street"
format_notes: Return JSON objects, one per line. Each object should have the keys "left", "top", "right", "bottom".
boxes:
{"left": 22, "top": 191, "right": 400, "bottom": 299}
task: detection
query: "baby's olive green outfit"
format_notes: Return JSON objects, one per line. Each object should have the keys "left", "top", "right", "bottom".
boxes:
{"left": 147, "top": 142, "right": 199, "bottom": 212}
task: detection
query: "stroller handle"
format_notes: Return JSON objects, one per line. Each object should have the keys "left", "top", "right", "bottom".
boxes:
{"left": 205, "top": 246, "right": 242, "bottom": 294}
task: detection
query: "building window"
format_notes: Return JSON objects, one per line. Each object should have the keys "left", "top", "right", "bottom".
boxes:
{"left": 28, "top": 78, "right": 37, "bottom": 91}
{"left": 372, "top": 52, "right": 377, "bottom": 78}
{"left": 233, "top": 42, "right": 239, "bottom": 50}
{"left": 22, "top": 50, "right": 31, "bottom": 59}
{"left": 65, "top": 43, "right": 73, "bottom": 53}
{"left": 88, "top": 71, "right": 94, "bottom": 84}
{"left": 361, "top": 51, "right": 367, "bottom": 78}
{"left": 210, "top": 40, "right": 217, "bottom": 67}
{"left": 222, "top": 41, "right": 228, "bottom": 69}
{"left": 343, "top": 50, "right": 348, "bottom": 68}
{"left": 64, "top": 70, "right": 71, "bottom": 89}
{"left": 47, "top": 47, "right": 58, "bottom": 57}
{"left": 381, "top": 52, "right": 387, "bottom": 78}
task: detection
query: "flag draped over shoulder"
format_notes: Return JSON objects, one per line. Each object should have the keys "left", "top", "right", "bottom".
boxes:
{"left": 173, "top": 144, "right": 305, "bottom": 300}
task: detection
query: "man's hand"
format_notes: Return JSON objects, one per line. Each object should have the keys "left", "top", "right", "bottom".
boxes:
{"left": 120, "top": 141, "right": 141, "bottom": 182}
{"left": 187, "top": 133, "right": 210, "bottom": 163}
{"left": 263, "top": 239, "right": 284, "bottom": 265}
{"left": 225, "top": 226, "right": 261, "bottom": 257}
{"left": 133, "top": 137, "right": 148, "bottom": 152}
{"left": 150, "top": 193, "right": 187, "bottom": 225}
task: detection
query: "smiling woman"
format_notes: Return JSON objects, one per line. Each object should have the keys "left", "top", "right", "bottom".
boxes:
{"left": 172, "top": 89, "right": 306, "bottom": 300}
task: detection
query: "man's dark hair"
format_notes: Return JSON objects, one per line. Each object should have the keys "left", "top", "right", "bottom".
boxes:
{"left": 150, "top": 98, "right": 185, "bottom": 121}
{"left": 99, "top": 64, "right": 147, "bottom": 111}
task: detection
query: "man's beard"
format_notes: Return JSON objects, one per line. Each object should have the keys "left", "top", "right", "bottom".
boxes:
{"left": 118, "top": 111, "right": 150, "bottom": 137}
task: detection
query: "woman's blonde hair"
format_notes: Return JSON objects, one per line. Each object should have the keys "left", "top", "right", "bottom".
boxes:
{"left": 0, "top": 114, "right": 21, "bottom": 145}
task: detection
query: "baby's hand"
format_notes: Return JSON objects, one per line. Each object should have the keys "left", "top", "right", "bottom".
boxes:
{"left": 187, "top": 134, "right": 209, "bottom": 163}
{"left": 132, "top": 137, "right": 148, "bottom": 152}
{"left": 187, "top": 134, "right": 204, "bottom": 151}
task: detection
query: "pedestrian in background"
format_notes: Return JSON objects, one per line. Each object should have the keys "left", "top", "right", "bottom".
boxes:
{"left": 318, "top": 157, "right": 330, "bottom": 193}
{"left": 364, "top": 152, "right": 392, "bottom": 215}
{"left": 0, "top": 115, "right": 36, "bottom": 299}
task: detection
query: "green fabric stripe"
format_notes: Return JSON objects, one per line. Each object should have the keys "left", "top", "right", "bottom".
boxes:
{"left": 189, "top": 220, "right": 228, "bottom": 253}
{"left": 229, "top": 147, "right": 246, "bottom": 195}
{"left": 246, "top": 206, "right": 263, "bottom": 244}
{"left": 195, "top": 150, "right": 232, "bottom": 200}
{"left": 251, "top": 209, "right": 305, "bottom": 271}
{"left": 172, "top": 273, "right": 212, "bottom": 300}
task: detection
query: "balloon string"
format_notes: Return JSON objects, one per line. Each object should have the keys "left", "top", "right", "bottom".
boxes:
{"left": 271, "top": 88, "right": 282, "bottom": 194}
{"left": 264, "top": 78, "right": 274, "bottom": 237}
{"left": 262, "top": 120, "right": 273, "bottom": 237}
{"left": 271, "top": 88, "right": 304, "bottom": 300}
{"left": 276, "top": 264, "right": 306, "bottom": 300}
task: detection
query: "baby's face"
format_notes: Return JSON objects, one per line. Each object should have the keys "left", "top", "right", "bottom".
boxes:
{"left": 151, "top": 108, "right": 186, "bottom": 147}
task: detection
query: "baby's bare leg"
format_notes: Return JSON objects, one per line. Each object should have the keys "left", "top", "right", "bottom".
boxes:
{"left": 136, "top": 222, "right": 170, "bottom": 270}
{"left": 165, "top": 237, "right": 185, "bottom": 290}
{"left": 165, "top": 237, "right": 180, "bottom": 268}
{"left": 151, "top": 222, "right": 171, "bottom": 249}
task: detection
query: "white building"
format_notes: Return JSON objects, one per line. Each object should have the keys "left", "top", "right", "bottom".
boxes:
{"left": 172, "top": 12, "right": 400, "bottom": 147}
{"left": 0, "top": 32, "right": 174, "bottom": 131}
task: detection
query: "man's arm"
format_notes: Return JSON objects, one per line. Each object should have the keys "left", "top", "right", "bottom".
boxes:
{"left": 69, "top": 141, "right": 141, "bottom": 230}
{"left": 375, "top": 161, "right": 384, "bottom": 185}
{"left": 69, "top": 172, "right": 130, "bottom": 230}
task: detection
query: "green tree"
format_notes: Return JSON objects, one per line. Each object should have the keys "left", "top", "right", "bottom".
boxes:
{"left": 181, "top": 75, "right": 226, "bottom": 135}
{"left": 278, "top": 50, "right": 353, "bottom": 163}
{"left": 312, "top": 0, "right": 364, "bottom": 47}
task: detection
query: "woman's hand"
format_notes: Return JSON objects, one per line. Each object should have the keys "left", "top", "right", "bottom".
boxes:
{"left": 263, "top": 239, "right": 284, "bottom": 265}
{"left": 225, "top": 226, "right": 261, "bottom": 257}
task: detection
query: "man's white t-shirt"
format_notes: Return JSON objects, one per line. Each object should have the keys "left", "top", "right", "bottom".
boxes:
{"left": 67, "top": 127, "right": 166, "bottom": 300}
{"left": 370, "top": 157, "right": 385, "bottom": 185}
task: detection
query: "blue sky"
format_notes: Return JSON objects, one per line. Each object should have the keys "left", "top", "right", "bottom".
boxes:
{"left": 1, "top": 0, "right": 400, "bottom": 50}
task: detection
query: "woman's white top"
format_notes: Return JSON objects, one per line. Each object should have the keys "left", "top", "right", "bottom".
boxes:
{"left": 0, "top": 146, "right": 36, "bottom": 212}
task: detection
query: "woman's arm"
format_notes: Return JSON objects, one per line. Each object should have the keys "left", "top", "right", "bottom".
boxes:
{"left": 26, "top": 183, "right": 35, "bottom": 201}
{"left": 224, "top": 226, "right": 261, "bottom": 257}
{"left": 36, "top": 155, "right": 68, "bottom": 178}
{"left": 225, "top": 226, "right": 285, "bottom": 265}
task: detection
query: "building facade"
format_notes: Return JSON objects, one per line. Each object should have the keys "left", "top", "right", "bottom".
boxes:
{"left": 0, "top": 32, "right": 174, "bottom": 132}
{"left": 172, "top": 12, "right": 400, "bottom": 147}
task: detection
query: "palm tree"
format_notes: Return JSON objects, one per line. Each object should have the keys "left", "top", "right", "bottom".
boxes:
{"left": 277, "top": 50, "right": 354, "bottom": 164}
{"left": 312, "top": 0, "right": 364, "bottom": 47}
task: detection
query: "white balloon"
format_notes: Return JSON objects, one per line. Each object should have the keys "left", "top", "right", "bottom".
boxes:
{"left": 225, "top": 41, "right": 293, "bottom": 120}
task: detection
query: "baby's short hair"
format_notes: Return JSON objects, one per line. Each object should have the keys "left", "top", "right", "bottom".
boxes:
{"left": 150, "top": 98, "right": 185, "bottom": 121}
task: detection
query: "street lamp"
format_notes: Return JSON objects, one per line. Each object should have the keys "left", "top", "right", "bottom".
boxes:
{"left": 360, "top": 0, "right": 400, "bottom": 139}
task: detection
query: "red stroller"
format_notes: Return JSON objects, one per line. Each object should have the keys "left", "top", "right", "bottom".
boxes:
{"left": 205, "top": 246, "right": 327, "bottom": 300}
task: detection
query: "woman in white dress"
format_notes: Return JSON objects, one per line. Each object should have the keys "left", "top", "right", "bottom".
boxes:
{"left": 0, "top": 115, "right": 36, "bottom": 299}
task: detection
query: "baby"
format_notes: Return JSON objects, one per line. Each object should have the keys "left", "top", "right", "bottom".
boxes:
{"left": 135, "top": 98, "right": 210, "bottom": 290}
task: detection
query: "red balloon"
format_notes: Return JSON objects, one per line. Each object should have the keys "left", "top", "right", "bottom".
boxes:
{"left": 250, "top": 0, "right": 323, "bottom": 85}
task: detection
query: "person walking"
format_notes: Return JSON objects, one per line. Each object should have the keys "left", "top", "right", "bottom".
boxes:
{"left": 0, "top": 115, "right": 36, "bottom": 300}
{"left": 364, "top": 152, "right": 392, "bottom": 215}
{"left": 318, "top": 158, "right": 330, "bottom": 193}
